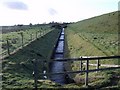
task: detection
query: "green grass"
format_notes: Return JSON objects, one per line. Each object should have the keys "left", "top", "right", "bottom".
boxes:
{"left": 73, "top": 70, "right": 120, "bottom": 89}
{"left": 1, "top": 11, "right": 120, "bottom": 89}
{"left": 65, "top": 11, "right": 119, "bottom": 63}
{"left": 65, "top": 11, "right": 119, "bottom": 57}
{"left": 1, "top": 25, "right": 52, "bottom": 56}
{"left": 64, "top": 11, "right": 120, "bottom": 89}
{"left": 2, "top": 28, "right": 61, "bottom": 89}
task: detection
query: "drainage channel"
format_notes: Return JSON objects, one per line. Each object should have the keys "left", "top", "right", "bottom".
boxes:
{"left": 50, "top": 28, "right": 66, "bottom": 84}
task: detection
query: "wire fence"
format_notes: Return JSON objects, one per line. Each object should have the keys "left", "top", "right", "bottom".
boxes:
{"left": 1, "top": 29, "right": 52, "bottom": 59}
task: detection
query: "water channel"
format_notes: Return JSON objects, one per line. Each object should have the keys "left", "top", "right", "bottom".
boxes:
{"left": 50, "top": 28, "right": 66, "bottom": 84}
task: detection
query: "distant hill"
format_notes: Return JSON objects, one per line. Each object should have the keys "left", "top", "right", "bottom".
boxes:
{"left": 72, "top": 11, "right": 118, "bottom": 33}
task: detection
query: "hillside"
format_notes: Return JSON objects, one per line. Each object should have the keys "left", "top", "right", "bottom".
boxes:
{"left": 2, "top": 28, "right": 61, "bottom": 89}
{"left": 72, "top": 11, "right": 118, "bottom": 33}
{"left": 1, "top": 11, "right": 120, "bottom": 89}
{"left": 64, "top": 11, "right": 120, "bottom": 89}
{"left": 65, "top": 11, "right": 119, "bottom": 61}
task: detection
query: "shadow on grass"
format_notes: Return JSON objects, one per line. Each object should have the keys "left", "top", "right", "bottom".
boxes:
{"left": 2, "top": 29, "right": 61, "bottom": 89}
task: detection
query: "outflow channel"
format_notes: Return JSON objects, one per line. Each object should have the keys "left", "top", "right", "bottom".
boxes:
{"left": 50, "top": 28, "right": 67, "bottom": 84}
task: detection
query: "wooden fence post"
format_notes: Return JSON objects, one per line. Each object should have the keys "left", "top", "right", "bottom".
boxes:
{"left": 96, "top": 59, "right": 100, "bottom": 73}
{"left": 44, "top": 30, "right": 46, "bottom": 35}
{"left": 18, "top": 32, "right": 23, "bottom": 48}
{"left": 42, "top": 59, "right": 44, "bottom": 79}
{"left": 85, "top": 59, "right": 89, "bottom": 86}
{"left": 19, "top": 32, "right": 24, "bottom": 48}
{"left": 43, "top": 60, "right": 48, "bottom": 79}
{"left": 41, "top": 59, "right": 46, "bottom": 79}
{"left": 46, "top": 59, "right": 49, "bottom": 79}
{"left": 33, "top": 59, "right": 38, "bottom": 90}
{"left": 40, "top": 31, "right": 41, "bottom": 36}
{"left": 36, "top": 32, "right": 37, "bottom": 39}
{"left": 43, "top": 30, "right": 44, "bottom": 36}
{"left": 6, "top": 39, "right": 10, "bottom": 56}
{"left": 30, "top": 34, "right": 32, "bottom": 41}
{"left": 42, "top": 31, "right": 44, "bottom": 36}
{"left": 80, "top": 60, "right": 83, "bottom": 71}
{"left": 43, "top": 30, "right": 45, "bottom": 35}
{"left": 21, "top": 33, "right": 23, "bottom": 48}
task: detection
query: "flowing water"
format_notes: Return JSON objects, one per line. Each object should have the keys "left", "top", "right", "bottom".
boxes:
{"left": 50, "top": 28, "right": 67, "bottom": 84}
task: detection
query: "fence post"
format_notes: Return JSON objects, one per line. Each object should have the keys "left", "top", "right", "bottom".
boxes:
{"left": 6, "top": 39, "right": 10, "bottom": 56}
{"left": 30, "top": 34, "right": 32, "bottom": 41}
{"left": 80, "top": 60, "right": 83, "bottom": 71}
{"left": 40, "top": 31, "right": 41, "bottom": 37}
{"left": 21, "top": 33, "right": 23, "bottom": 48}
{"left": 41, "top": 59, "right": 46, "bottom": 79}
{"left": 43, "top": 60, "right": 48, "bottom": 79}
{"left": 36, "top": 32, "right": 37, "bottom": 39}
{"left": 42, "top": 59, "right": 44, "bottom": 79}
{"left": 43, "top": 30, "right": 44, "bottom": 35}
{"left": 85, "top": 59, "right": 89, "bottom": 86}
{"left": 96, "top": 59, "right": 100, "bottom": 73}
{"left": 19, "top": 32, "right": 24, "bottom": 48}
{"left": 46, "top": 59, "right": 49, "bottom": 79}
{"left": 32, "top": 59, "right": 38, "bottom": 90}
{"left": 44, "top": 30, "right": 46, "bottom": 35}
{"left": 43, "top": 30, "right": 45, "bottom": 35}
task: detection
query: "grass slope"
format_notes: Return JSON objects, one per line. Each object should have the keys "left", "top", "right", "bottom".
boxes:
{"left": 64, "top": 11, "right": 120, "bottom": 89}
{"left": 1, "top": 25, "right": 52, "bottom": 56}
{"left": 65, "top": 11, "right": 119, "bottom": 64}
{"left": 66, "top": 12, "right": 118, "bottom": 56}
{"left": 2, "top": 29, "right": 61, "bottom": 89}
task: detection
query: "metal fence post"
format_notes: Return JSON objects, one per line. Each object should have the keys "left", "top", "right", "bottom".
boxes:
{"left": 85, "top": 59, "right": 89, "bottom": 86}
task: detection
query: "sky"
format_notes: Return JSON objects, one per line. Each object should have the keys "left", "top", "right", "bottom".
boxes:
{"left": 0, "top": 0, "right": 119, "bottom": 26}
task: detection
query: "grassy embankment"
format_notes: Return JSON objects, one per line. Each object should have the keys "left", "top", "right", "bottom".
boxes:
{"left": 1, "top": 25, "right": 51, "bottom": 57}
{"left": 65, "top": 11, "right": 119, "bottom": 65}
{"left": 64, "top": 11, "right": 120, "bottom": 89}
{"left": 2, "top": 27, "right": 62, "bottom": 89}
{"left": 1, "top": 11, "right": 120, "bottom": 89}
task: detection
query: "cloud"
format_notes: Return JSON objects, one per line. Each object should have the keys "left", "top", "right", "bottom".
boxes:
{"left": 4, "top": 1, "right": 28, "bottom": 10}
{"left": 48, "top": 8, "right": 57, "bottom": 16}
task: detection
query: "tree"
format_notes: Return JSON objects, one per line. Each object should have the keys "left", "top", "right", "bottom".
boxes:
{"left": 29, "top": 23, "right": 32, "bottom": 27}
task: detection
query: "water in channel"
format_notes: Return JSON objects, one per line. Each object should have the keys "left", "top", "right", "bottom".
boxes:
{"left": 50, "top": 28, "right": 67, "bottom": 84}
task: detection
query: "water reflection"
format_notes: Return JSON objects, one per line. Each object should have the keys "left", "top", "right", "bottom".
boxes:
{"left": 55, "top": 41, "right": 64, "bottom": 53}
{"left": 50, "top": 28, "right": 66, "bottom": 84}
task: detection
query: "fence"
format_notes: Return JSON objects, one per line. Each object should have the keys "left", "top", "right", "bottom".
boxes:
{"left": 1, "top": 29, "right": 52, "bottom": 59}
{"left": 32, "top": 55, "right": 120, "bottom": 89}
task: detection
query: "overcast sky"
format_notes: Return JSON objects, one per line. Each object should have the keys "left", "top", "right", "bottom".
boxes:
{"left": 0, "top": 0, "right": 119, "bottom": 26}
